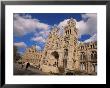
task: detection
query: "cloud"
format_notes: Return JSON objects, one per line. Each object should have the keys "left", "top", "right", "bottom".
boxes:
{"left": 58, "top": 19, "right": 70, "bottom": 29}
{"left": 14, "top": 42, "right": 27, "bottom": 48}
{"left": 76, "top": 21, "right": 88, "bottom": 37}
{"left": 31, "top": 36, "right": 46, "bottom": 43}
{"left": 31, "top": 30, "right": 50, "bottom": 43}
{"left": 14, "top": 14, "right": 50, "bottom": 36}
{"left": 84, "top": 34, "right": 97, "bottom": 43}
{"left": 57, "top": 13, "right": 97, "bottom": 39}
{"left": 36, "top": 45, "right": 41, "bottom": 51}
{"left": 39, "top": 31, "right": 49, "bottom": 36}
{"left": 77, "top": 13, "right": 97, "bottom": 38}
{"left": 39, "top": 30, "right": 50, "bottom": 39}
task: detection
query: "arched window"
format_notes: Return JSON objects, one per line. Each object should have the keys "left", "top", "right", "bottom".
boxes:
{"left": 45, "top": 51, "right": 47, "bottom": 56}
{"left": 91, "top": 51, "right": 97, "bottom": 60}
{"left": 81, "top": 46, "right": 82, "bottom": 49}
{"left": 91, "top": 53, "right": 93, "bottom": 60}
{"left": 80, "top": 52, "right": 82, "bottom": 60}
{"left": 68, "top": 30, "right": 69, "bottom": 34}
{"left": 94, "top": 52, "right": 97, "bottom": 59}
{"left": 95, "top": 64, "right": 97, "bottom": 72}
{"left": 66, "top": 31, "right": 67, "bottom": 35}
{"left": 70, "top": 29, "right": 71, "bottom": 34}
{"left": 64, "top": 49, "right": 68, "bottom": 57}
{"left": 80, "top": 52, "right": 86, "bottom": 60}
{"left": 80, "top": 63, "right": 83, "bottom": 70}
{"left": 91, "top": 51, "right": 97, "bottom": 61}
{"left": 82, "top": 63, "right": 85, "bottom": 70}
{"left": 91, "top": 63, "right": 97, "bottom": 72}
{"left": 91, "top": 45, "right": 92, "bottom": 48}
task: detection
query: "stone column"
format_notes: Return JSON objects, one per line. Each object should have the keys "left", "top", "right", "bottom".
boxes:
{"left": 87, "top": 51, "right": 91, "bottom": 74}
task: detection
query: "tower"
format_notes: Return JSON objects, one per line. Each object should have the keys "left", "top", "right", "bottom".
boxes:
{"left": 63, "top": 18, "right": 79, "bottom": 70}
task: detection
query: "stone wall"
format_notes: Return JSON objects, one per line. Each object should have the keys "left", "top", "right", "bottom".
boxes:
{"left": 22, "top": 18, "right": 97, "bottom": 75}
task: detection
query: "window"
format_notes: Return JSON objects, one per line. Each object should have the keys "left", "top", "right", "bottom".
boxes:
{"left": 64, "top": 49, "right": 68, "bottom": 57}
{"left": 91, "top": 54, "right": 94, "bottom": 60}
{"left": 91, "top": 45, "right": 92, "bottom": 48}
{"left": 45, "top": 52, "right": 47, "bottom": 56}
{"left": 70, "top": 29, "right": 71, "bottom": 34}
{"left": 91, "top": 51, "right": 97, "bottom": 60}
{"left": 80, "top": 52, "right": 86, "bottom": 60}
{"left": 80, "top": 63, "right": 85, "bottom": 70}
{"left": 68, "top": 30, "right": 69, "bottom": 34}
{"left": 66, "top": 31, "right": 67, "bottom": 35}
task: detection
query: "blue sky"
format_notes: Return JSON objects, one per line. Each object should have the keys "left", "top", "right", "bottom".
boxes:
{"left": 13, "top": 13, "right": 97, "bottom": 54}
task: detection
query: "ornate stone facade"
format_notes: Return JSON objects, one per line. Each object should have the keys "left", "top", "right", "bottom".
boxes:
{"left": 22, "top": 18, "right": 97, "bottom": 75}
{"left": 78, "top": 42, "right": 97, "bottom": 74}
{"left": 22, "top": 46, "right": 42, "bottom": 68}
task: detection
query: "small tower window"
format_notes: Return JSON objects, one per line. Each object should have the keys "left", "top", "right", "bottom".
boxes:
{"left": 70, "top": 29, "right": 71, "bottom": 34}
{"left": 65, "top": 31, "right": 67, "bottom": 35}
{"left": 68, "top": 30, "right": 69, "bottom": 34}
{"left": 91, "top": 45, "right": 92, "bottom": 48}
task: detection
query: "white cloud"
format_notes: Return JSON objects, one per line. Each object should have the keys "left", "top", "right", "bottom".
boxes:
{"left": 77, "top": 13, "right": 97, "bottom": 38}
{"left": 39, "top": 30, "right": 50, "bottom": 38}
{"left": 57, "top": 19, "right": 70, "bottom": 36}
{"left": 31, "top": 36, "right": 46, "bottom": 43}
{"left": 22, "top": 14, "right": 32, "bottom": 19}
{"left": 57, "top": 13, "right": 97, "bottom": 39}
{"left": 39, "top": 31, "right": 49, "bottom": 36}
{"left": 14, "top": 42, "right": 27, "bottom": 48}
{"left": 14, "top": 14, "right": 50, "bottom": 36}
{"left": 84, "top": 34, "right": 97, "bottom": 43}
{"left": 58, "top": 19, "right": 70, "bottom": 29}
{"left": 82, "top": 13, "right": 97, "bottom": 21}
{"left": 36, "top": 45, "right": 41, "bottom": 51}
{"left": 76, "top": 21, "right": 88, "bottom": 37}
{"left": 14, "top": 13, "right": 97, "bottom": 43}
{"left": 31, "top": 30, "right": 50, "bottom": 43}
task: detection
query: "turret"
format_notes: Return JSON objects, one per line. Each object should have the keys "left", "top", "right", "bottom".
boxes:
{"left": 63, "top": 18, "right": 79, "bottom": 70}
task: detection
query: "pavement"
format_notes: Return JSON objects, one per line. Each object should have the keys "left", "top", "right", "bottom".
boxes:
{"left": 14, "top": 63, "right": 49, "bottom": 75}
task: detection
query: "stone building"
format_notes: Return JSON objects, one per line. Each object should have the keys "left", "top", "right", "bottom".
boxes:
{"left": 22, "top": 46, "right": 42, "bottom": 68}
{"left": 40, "top": 18, "right": 80, "bottom": 73}
{"left": 22, "top": 18, "right": 97, "bottom": 75}
{"left": 78, "top": 42, "right": 97, "bottom": 74}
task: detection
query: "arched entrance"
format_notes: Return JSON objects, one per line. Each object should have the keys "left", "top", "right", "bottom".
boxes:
{"left": 51, "top": 51, "right": 59, "bottom": 67}
{"left": 51, "top": 51, "right": 59, "bottom": 59}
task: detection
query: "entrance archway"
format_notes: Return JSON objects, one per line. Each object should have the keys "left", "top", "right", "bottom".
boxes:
{"left": 51, "top": 51, "right": 59, "bottom": 67}
{"left": 51, "top": 51, "right": 59, "bottom": 59}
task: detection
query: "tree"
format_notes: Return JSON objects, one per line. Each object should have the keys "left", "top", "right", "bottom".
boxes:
{"left": 13, "top": 46, "right": 21, "bottom": 63}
